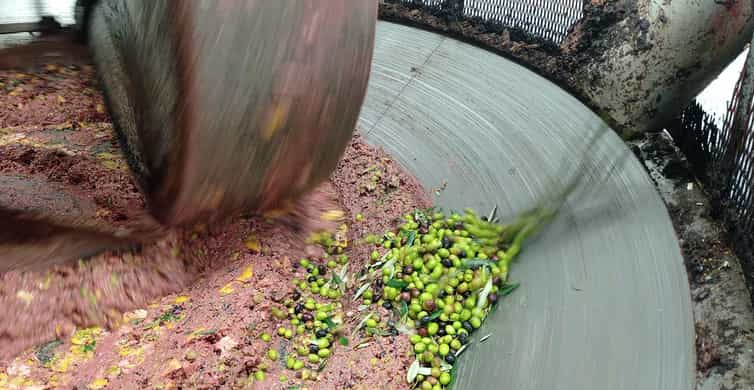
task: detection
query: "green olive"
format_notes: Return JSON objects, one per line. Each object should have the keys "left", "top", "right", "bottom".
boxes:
{"left": 267, "top": 349, "right": 278, "bottom": 361}
{"left": 427, "top": 322, "right": 439, "bottom": 336}
{"left": 440, "top": 372, "right": 451, "bottom": 385}
{"left": 419, "top": 292, "right": 433, "bottom": 303}
{"left": 470, "top": 316, "right": 482, "bottom": 328}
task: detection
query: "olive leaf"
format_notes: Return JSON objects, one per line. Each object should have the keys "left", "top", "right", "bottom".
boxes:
{"left": 323, "top": 317, "right": 337, "bottom": 330}
{"left": 476, "top": 277, "right": 493, "bottom": 310}
{"left": 407, "top": 359, "right": 420, "bottom": 383}
{"left": 406, "top": 230, "right": 417, "bottom": 247}
{"left": 428, "top": 309, "right": 443, "bottom": 321}
{"left": 458, "top": 259, "right": 496, "bottom": 270}
{"left": 394, "top": 322, "right": 415, "bottom": 336}
{"left": 356, "top": 313, "right": 373, "bottom": 332}
{"left": 399, "top": 300, "right": 409, "bottom": 318}
{"left": 352, "top": 283, "right": 371, "bottom": 301}
{"left": 499, "top": 281, "right": 520, "bottom": 297}
{"left": 487, "top": 205, "right": 498, "bottom": 223}
{"left": 386, "top": 278, "right": 408, "bottom": 290}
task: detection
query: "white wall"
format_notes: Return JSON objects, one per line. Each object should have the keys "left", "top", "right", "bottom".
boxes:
{"left": 0, "top": 0, "right": 76, "bottom": 25}
{"left": 696, "top": 48, "right": 749, "bottom": 126}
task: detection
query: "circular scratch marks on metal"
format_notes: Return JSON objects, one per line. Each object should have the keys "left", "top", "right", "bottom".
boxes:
{"left": 360, "top": 21, "right": 694, "bottom": 390}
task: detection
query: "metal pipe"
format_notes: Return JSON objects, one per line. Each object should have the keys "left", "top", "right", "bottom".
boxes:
{"left": 566, "top": 0, "right": 754, "bottom": 139}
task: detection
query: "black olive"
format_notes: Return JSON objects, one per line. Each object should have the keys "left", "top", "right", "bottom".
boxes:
{"left": 492, "top": 276, "right": 502, "bottom": 286}
{"left": 458, "top": 332, "right": 469, "bottom": 344}
{"left": 459, "top": 250, "right": 467, "bottom": 258}
{"left": 438, "top": 290, "right": 447, "bottom": 299}
{"left": 437, "top": 327, "right": 446, "bottom": 337}
{"left": 318, "top": 264, "right": 327, "bottom": 276}
{"left": 441, "top": 236, "right": 451, "bottom": 249}
{"left": 462, "top": 321, "right": 473, "bottom": 333}
{"left": 382, "top": 301, "right": 393, "bottom": 309}
{"left": 488, "top": 293, "right": 499, "bottom": 304}
{"left": 420, "top": 316, "right": 431, "bottom": 326}
{"left": 445, "top": 354, "right": 456, "bottom": 364}
{"left": 294, "top": 303, "right": 304, "bottom": 314}
{"left": 291, "top": 291, "right": 301, "bottom": 301}
{"left": 441, "top": 258, "right": 453, "bottom": 268}
{"left": 307, "top": 276, "right": 316, "bottom": 283}
{"left": 301, "top": 313, "right": 314, "bottom": 322}
{"left": 315, "top": 329, "right": 328, "bottom": 338}
{"left": 309, "top": 344, "right": 319, "bottom": 354}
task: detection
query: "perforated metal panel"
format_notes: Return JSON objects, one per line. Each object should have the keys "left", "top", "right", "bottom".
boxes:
{"left": 385, "top": 0, "right": 583, "bottom": 43}
{"left": 465, "top": 0, "right": 582, "bottom": 42}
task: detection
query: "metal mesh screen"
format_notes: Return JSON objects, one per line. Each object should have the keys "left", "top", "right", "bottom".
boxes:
{"left": 665, "top": 57, "right": 754, "bottom": 298}
{"left": 721, "top": 66, "right": 754, "bottom": 231}
{"left": 464, "top": 0, "right": 583, "bottom": 43}
{"left": 385, "top": 0, "right": 583, "bottom": 44}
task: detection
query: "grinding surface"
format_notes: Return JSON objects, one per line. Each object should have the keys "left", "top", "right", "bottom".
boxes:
{"left": 359, "top": 21, "right": 694, "bottom": 389}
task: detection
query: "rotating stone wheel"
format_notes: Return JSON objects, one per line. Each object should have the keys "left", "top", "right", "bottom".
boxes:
{"left": 0, "top": 0, "right": 378, "bottom": 272}
{"left": 87, "top": 0, "right": 377, "bottom": 226}
{"left": 360, "top": 22, "right": 694, "bottom": 389}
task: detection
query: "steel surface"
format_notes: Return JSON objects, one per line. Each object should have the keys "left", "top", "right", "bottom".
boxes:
{"left": 360, "top": 21, "right": 694, "bottom": 390}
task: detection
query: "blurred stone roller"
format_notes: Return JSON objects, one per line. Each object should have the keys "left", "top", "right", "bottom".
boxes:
{"left": 87, "top": 0, "right": 377, "bottom": 226}
{"left": 0, "top": 0, "right": 377, "bottom": 272}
